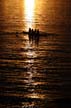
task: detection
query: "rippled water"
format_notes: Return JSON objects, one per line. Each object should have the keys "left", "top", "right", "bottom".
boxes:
{"left": 0, "top": 0, "right": 71, "bottom": 108}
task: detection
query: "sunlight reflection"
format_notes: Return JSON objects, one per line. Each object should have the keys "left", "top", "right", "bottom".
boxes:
{"left": 20, "top": 40, "right": 37, "bottom": 61}
{"left": 24, "top": 0, "right": 35, "bottom": 30}
{"left": 22, "top": 102, "right": 35, "bottom": 108}
{"left": 26, "top": 50, "right": 37, "bottom": 58}
{"left": 25, "top": 93, "right": 46, "bottom": 99}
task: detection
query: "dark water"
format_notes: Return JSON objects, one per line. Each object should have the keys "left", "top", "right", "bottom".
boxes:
{"left": 0, "top": 0, "right": 71, "bottom": 108}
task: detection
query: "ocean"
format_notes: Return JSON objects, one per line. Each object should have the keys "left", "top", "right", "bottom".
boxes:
{"left": 0, "top": 0, "right": 71, "bottom": 108}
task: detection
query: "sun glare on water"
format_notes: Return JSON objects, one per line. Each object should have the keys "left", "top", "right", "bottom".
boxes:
{"left": 24, "top": 0, "right": 35, "bottom": 30}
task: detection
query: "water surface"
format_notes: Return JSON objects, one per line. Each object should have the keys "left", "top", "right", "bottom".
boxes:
{"left": 0, "top": 0, "right": 71, "bottom": 108}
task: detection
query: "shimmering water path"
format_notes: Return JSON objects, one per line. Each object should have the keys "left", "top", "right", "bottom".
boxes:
{"left": 0, "top": 32, "right": 71, "bottom": 108}
{"left": 0, "top": 0, "right": 71, "bottom": 108}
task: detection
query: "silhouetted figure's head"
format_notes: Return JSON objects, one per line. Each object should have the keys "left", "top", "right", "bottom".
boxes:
{"left": 29, "top": 28, "right": 31, "bottom": 33}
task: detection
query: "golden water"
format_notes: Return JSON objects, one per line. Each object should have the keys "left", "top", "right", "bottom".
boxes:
{"left": 0, "top": 0, "right": 71, "bottom": 108}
